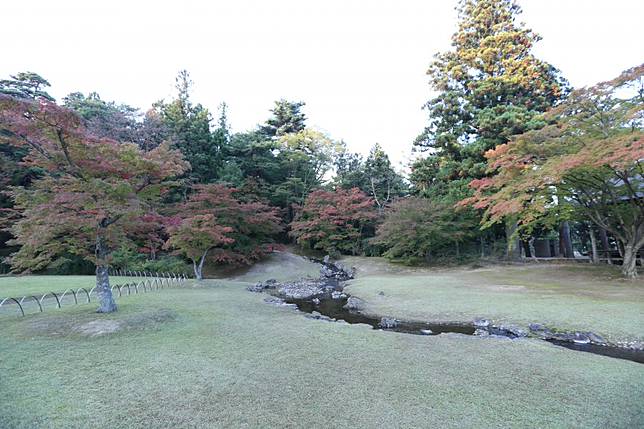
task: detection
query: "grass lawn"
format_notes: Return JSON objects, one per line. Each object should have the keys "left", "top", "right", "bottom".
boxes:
{"left": 341, "top": 258, "right": 644, "bottom": 344}
{"left": 0, "top": 276, "right": 151, "bottom": 298}
{"left": 0, "top": 257, "right": 643, "bottom": 428}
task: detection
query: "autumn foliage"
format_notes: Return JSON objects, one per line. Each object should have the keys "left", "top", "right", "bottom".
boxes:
{"left": 0, "top": 95, "right": 189, "bottom": 311}
{"left": 289, "top": 188, "right": 377, "bottom": 256}
{"left": 462, "top": 65, "right": 644, "bottom": 277}
{"left": 166, "top": 184, "right": 282, "bottom": 279}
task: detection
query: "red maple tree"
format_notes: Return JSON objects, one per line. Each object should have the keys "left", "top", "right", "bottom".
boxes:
{"left": 0, "top": 95, "right": 189, "bottom": 311}
{"left": 165, "top": 184, "right": 282, "bottom": 279}
{"left": 289, "top": 188, "right": 377, "bottom": 256}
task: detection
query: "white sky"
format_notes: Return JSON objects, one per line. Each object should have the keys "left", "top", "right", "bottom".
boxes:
{"left": 3, "top": 0, "right": 643, "bottom": 168}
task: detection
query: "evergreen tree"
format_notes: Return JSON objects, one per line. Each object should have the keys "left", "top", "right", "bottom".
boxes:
{"left": 260, "top": 99, "right": 307, "bottom": 138}
{"left": 414, "top": 0, "right": 568, "bottom": 181}
{"left": 333, "top": 149, "right": 365, "bottom": 190}
{"left": 410, "top": 0, "right": 569, "bottom": 259}
{"left": 0, "top": 72, "right": 55, "bottom": 101}
{"left": 334, "top": 144, "right": 406, "bottom": 213}
{"left": 363, "top": 144, "right": 406, "bottom": 213}
{"left": 159, "top": 70, "right": 221, "bottom": 183}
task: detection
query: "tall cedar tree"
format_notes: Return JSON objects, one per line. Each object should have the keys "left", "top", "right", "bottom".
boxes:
{"left": 166, "top": 184, "right": 282, "bottom": 280}
{"left": 415, "top": 0, "right": 567, "bottom": 161}
{"left": 0, "top": 95, "right": 188, "bottom": 312}
{"left": 412, "top": 0, "right": 568, "bottom": 258}
{"left": 290, "top": 188, "right": 377, "bottom": 256}
{"left": 462, "top": 65, "right": 644, "bottom": 278}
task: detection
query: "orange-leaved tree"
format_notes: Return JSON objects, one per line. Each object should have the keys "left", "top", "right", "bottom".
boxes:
{"left": 462, "top": 65, "right": 644, "bottom": 278}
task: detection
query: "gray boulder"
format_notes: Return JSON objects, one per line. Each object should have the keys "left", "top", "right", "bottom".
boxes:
{"left": 473, "top": 318, "right": 491, "bottom": 328}
{"left": 343, "top": 296, "right": 365, "bottom": 311}
{"left": 571, "top": 332, "right": 591, "bottom": 344}
{"left": 263, "top": 296, "right": 286, "bottom": 306}
{"left": 528, "top": 323, "right": 553, "bottom": 338}
{"left": 489, "top": 324, "right": 527, "bottom": 338}
{"left": 305, "top": 311, "right": 335, "bottom": 322}
{"left": 276, "top": 279, "right": 328, "bottom": 300}
{"left": 379, "top": 317, "right": 399, "bottom": 329}
{"left": 586, "top": 332, "right": 607, "bottom": 345}
{"left": 247, "top": 279, "right": 279, "bottom": 292}
{"left": 319, "top": 258, "right": 355, "bottom": 281}
{"left": 474, "top": 328, "right": 490, "bottom": 336}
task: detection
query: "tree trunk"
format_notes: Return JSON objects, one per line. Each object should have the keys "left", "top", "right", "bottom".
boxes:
{"left": 480, "top": 236, "right": 485, "bottom": 258}
{"left": 528, "top": 237, "right": 537, "bottom": 261}
{"left": 559, "top": 221, "right": 574, "bottom": 258}
{"left": 621, "top": 243, "right": 639, "bottom": 279}
{"left": 599, "top": 229, "right": 612, "bottom": 264}
{"left": 505, "top": 219, "right": 521, "bottom": 261}
{"left": 193, "top": 250, "right": 209, "bottom": 280}
{"left": 588, "top": 226, "right": 598, "bottom": 264}
{"left": 616, "top": 241, "right": 624, "bottom": 258}
{"left": 192, "top": 259, "right": 201, "bottom": 280}
{"left": 95, "top": 228, "right": 117, "bottom": 313}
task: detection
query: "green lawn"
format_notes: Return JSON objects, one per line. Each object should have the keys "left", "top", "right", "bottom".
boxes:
{"left": 0, "top": 258, "right": 643, "bottom": 428}
{"left": 341, "top": 258, "right": 644, "bottom": 344}
{"left": 0, "top": 276, "right": 153, "bottom": 298}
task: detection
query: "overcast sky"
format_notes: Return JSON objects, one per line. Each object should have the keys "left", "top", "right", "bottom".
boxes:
{"left": 4, "top": 0, "right": 643, "bottom": 167}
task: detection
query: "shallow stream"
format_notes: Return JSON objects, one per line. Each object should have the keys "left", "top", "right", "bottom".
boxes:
{"left": 284, "top": 295, "right": 644, "bottom": 365}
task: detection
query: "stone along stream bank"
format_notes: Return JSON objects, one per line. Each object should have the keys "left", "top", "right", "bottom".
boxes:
{"left": 247, "top": 259, "right": 644, "bottom": 365}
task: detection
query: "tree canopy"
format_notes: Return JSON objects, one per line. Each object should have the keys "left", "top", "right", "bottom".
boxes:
{"left": 412, "top": 0, "right": 568, "bottom": 187}
{"left": 0, "top": 95, "right": 188, "bottom": 311}
{"left": 463, "top": 65, "right": 644, "bottom": 277}
{"left": 166, "top": 184, "right": 282, "bottom": 279}
{"left": 290, "top": 188, "right": 377, "bottom": 257}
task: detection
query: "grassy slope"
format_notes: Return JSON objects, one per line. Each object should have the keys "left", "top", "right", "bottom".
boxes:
{"left": 0, "top": 280, "right": 643, "bottom": 428}
{"left": 0, "top": 276, "right": 144, "bottom": 298}
{"left": 341, "top": 258, "right": 644, "bottom": 343}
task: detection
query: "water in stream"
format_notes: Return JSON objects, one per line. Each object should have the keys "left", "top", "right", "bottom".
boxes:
{"left": 284, "top": 295, "right": 644, "bottom": 365}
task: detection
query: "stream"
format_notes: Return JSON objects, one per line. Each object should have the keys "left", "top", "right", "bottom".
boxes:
{"left": 282, "top": 295, "right": 644, "bottom": 365}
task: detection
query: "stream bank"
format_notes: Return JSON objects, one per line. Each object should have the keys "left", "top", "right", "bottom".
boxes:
{"left": 247, "top": 258, "right": 644, "bottom": 364}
